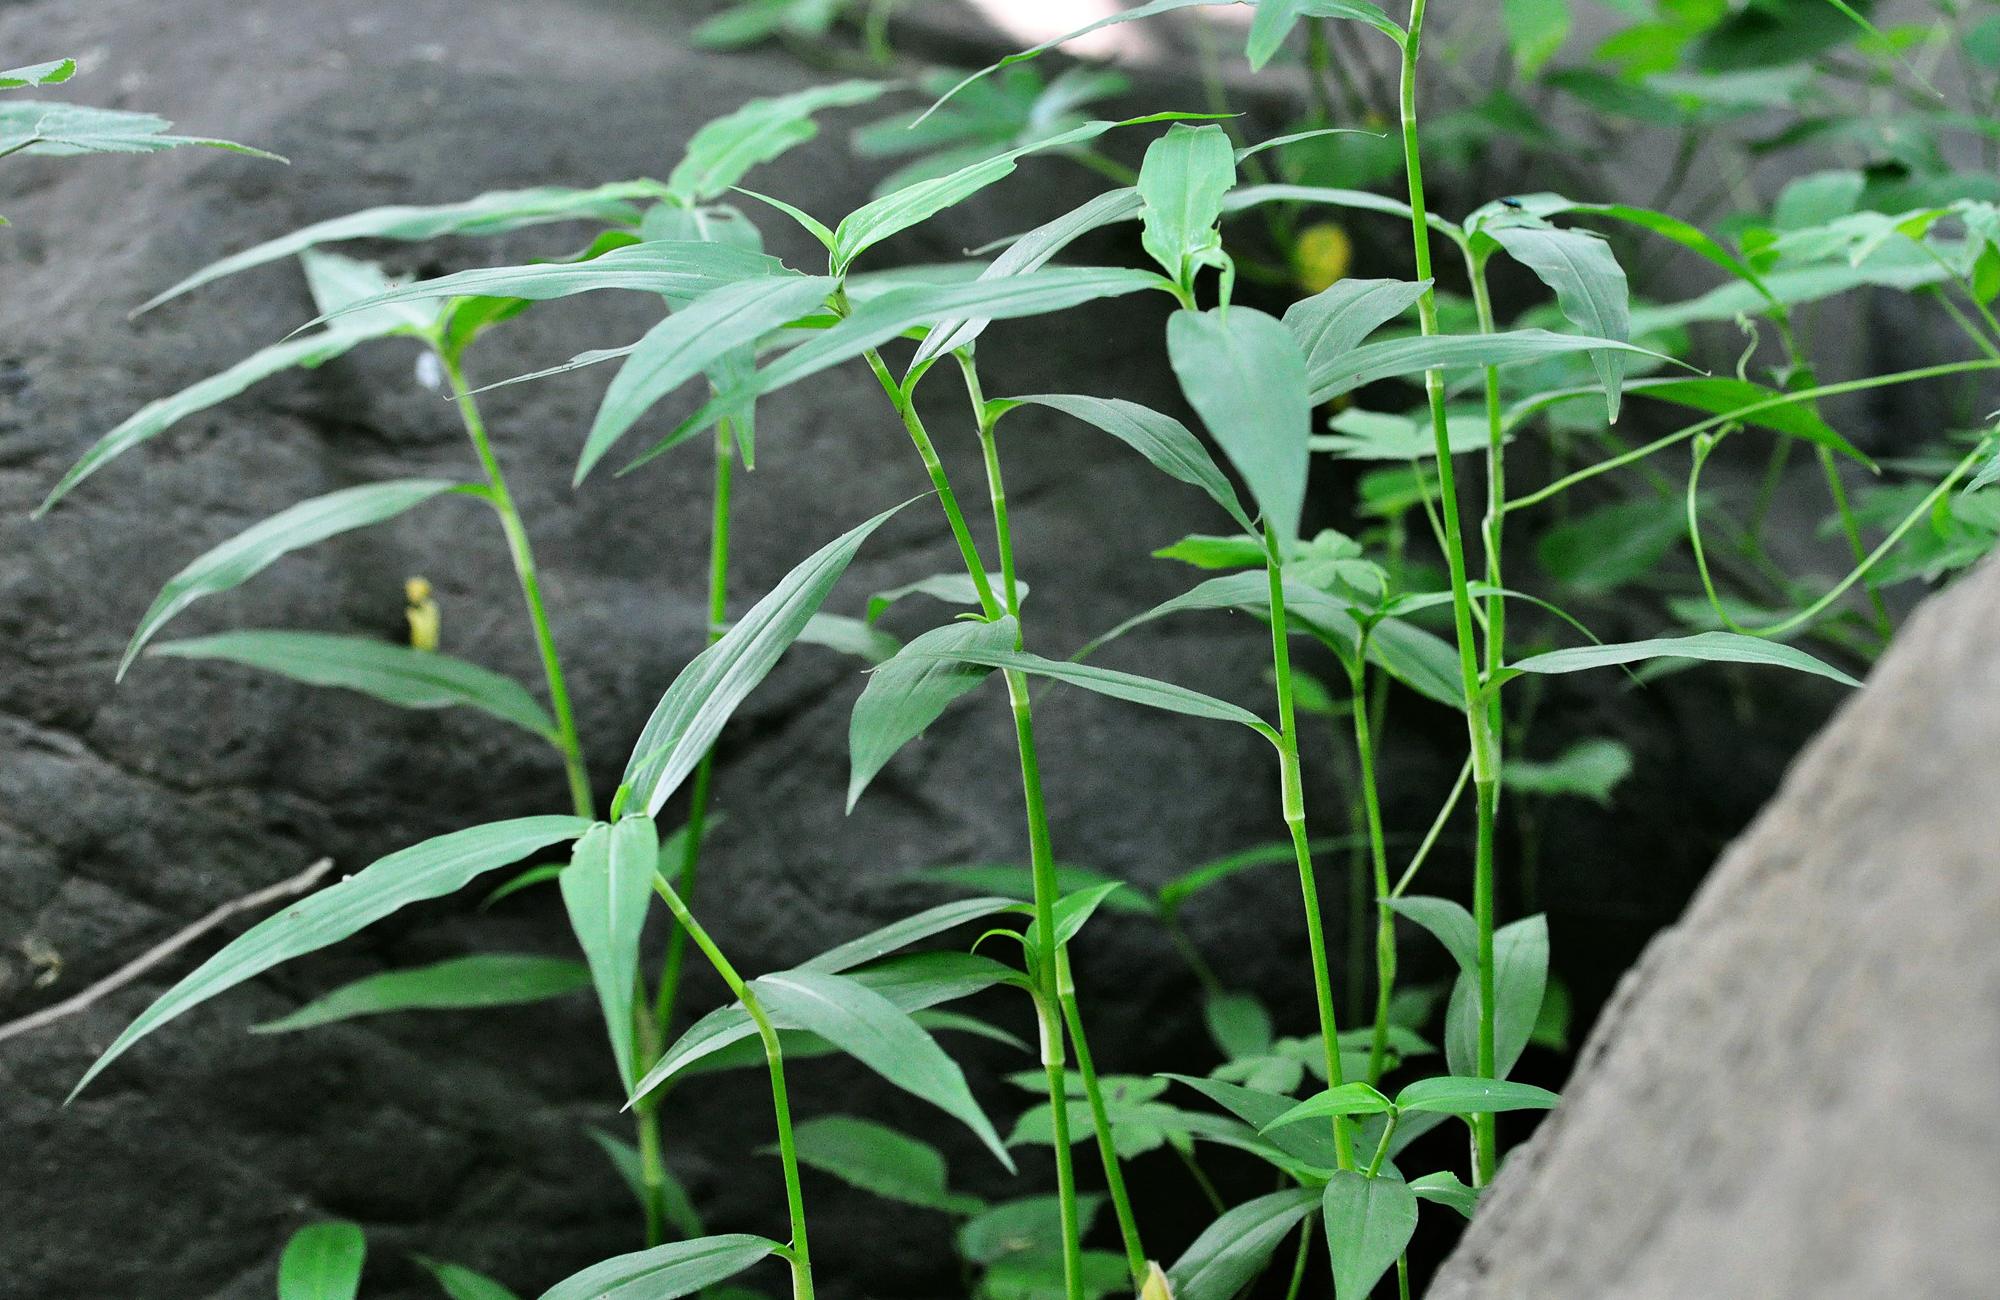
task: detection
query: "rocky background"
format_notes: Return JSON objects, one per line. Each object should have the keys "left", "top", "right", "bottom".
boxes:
{"left": 0, "top": 1, "right": 1925, "bottom": 1297}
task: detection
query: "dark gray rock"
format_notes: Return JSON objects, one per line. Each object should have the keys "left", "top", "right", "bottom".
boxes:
{"left": 1428, "top": 552, "right": 2000, "bottom": 1300}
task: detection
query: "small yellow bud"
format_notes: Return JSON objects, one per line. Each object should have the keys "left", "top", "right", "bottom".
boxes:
{"left": 1295, "top": 221, "right": 1354, "bottom": 295}
{"left": 1139, "top": 1261, "right": 1174, "bottom": 1300}
{"left": 405, "top": 576, "right": 440, "bottom": 652}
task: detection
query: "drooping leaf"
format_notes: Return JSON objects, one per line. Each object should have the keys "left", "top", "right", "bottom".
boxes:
{"left": 1507, "top": 737, "right": 1633, "bottom": 805}
{"left": 72, "top": 817, "right": 590, "bottom": 1098}
{"left": 1163, "top": 1074, "right": 1343, "bottom": 1172}
{"left": 1283, "top": 278, "right": 1430, "bottom": 377}
{"left": 1204, "top": 990, "right": 1275, "bottom": 1060}
{"left": 278, "top": 1222, "right": 366, "bottom": 1300}
{"left": 1159, "top": 842, "right": 1305, "bottom": 914}
{"left": 667, "top": 81, "right": 888, "bottom": 202}
{"left": 0, "top": 101, "right": 280, "bottom": 161}
{"left": 584, "top": 1128, "right": 705, "bottom": 1239}
{"left": 749, "top": 969, "right": 1014, "bottom": 1168}
{"left": 1508, "top": 375, "right": 1867, "bottom": 463}
{"left": 1308, "top": 329, "right": 1668, "bottom": 404}
{"left": 0, "top": 59, "right": 77, "bottom": 89}
{"left": 561, "top": 817, "right": 658, "bottom": 1089}
{"left": 1500, "top": 631, "right": 1861, "bottom": 689}
{"left": 1321, "top": 1172, "right": 1417, "bottom": 1300}
{"left": 1486, "top": 223, "right": 1630, "bottom": 419}
{"left": 1166, "top": 1188, "right": 1319, "bottom": 1300}
{"left": 848, "top": 617, "right": 1015, "bottom": 810}
{"left": 119, "top": 478, "right": 463, "bottom": 679}
{"left": 537, "top": 1235, "right": 778, "bottom": 1300}
{"left": 416, "top": 1258, "right": 522, "bottom": 1300}
{"left": 1138, "top": 123, "right": 1236, "bottom": 288}
{"left": 801, "top": 897, "right": 1028, "bottom": 974}
{"left": 865, "top": 572, "right": 1010, "bottom": 625}
{"left": 780, "top": 1115, "right": 985, "bottom": 1214}
{"left": 137, "top": 182, "right": 668, "bottom": 313}
{"left": 1385, "top": 896, "right": 1478, "bottom": 973}
{"left": 1409, "top": 1170, "right": 1480, "bottom": 1219}
{"left": 252, "top": 954, "right": 590, "bottom": 1034}
{"left": 795, "top": 612, "right": 900, "bottom": 664}
{"left": 623, "top": 500, "right": 912, "bottom": 817}
{"left": 1444, "top": 914, "right": 1549, "bottom": 1080}
{"left": 1001, "top": 393, "right": 1254, "bottom": 533}
{"left": 1259, "top": 1082, "right": 1397, "bottom": 1134}
{"left": 1393, "top": 1075, "right": 1560, "bottom": 1115}
{"left": 911, "top": 862, "right": 1156, "bottom": 916}
{"left": 152, "top": 631, "right": 557, "bottom": 741}
{"left": 1168, "top": 307, "right": 1314, "bottom": 541}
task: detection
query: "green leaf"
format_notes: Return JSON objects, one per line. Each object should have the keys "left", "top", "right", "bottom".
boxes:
{"left": 1159, "top": 843, "right": 1303, "bottom": 914}
{"left": 800, "top": 897, "right": 1028, "bottom": 974}
{"left": 1508, "top": 376, "right": 1867, "bottom": 464}
{"left": 1163, "top": 1073, "right": 1343, "bottom": 1172}
{"left": 299, "top": 248, "right": 440, "bottom": 335}
{"left": 667, "top": 81, "right": 888, "bottom": 202}
{"left": 151, "top": 631, "right": 557, "bottom": 741}
{"left": 119, "top": 478, "right": 462, "bottom": 679}
{"left": 750, "top": 970, "right": 1015, "bottom": 1168}
{"left": 72, "top": 816, "right": 589, "bottom": 1098}
{"left": 0, "top": 101, "right": 279, "bottom": 161}
{"left": 1321, "top": 1172, "right": 1417, "bottom": 1300}
{"left": 279, "top": 1222, "right": 366, "bottom": 1300}
{"left": 1408, "top": 1170, "right": 1480, "bottom": 1219}
{"left": 865, "top": 572, "right": 1010, "bottom": 625}
{"left": 416, "top": 1258, "right": 522, "bottom": 1300}
{"left": 538, "top": 1235, "right": 779, "bottom": 1300}
{"left": 584, "top": 1128, "right": 704, "bottom": 1238}
{"left": 1283, "top": 278, "right": 1431, "bottom": 379}
{"left": 1536, "top": 495, "right": 1687, "bottom": 596}
{"left": 1153, "top": 533, "right": 1269, "bottom": 570}
{"left": 577, "top": 274, "right": 833, "bottom": 483}
{"left": 921, "top": 2, "right": 1218, "bottom": 123}
{"left": 1309, "top": 328, "right": 1669, "bottom": 405}
{"left": 780, "top": 1115, "right": 984, "bottom": 1214}
{"left": 1167, "top": 1188, "right": 1319, "bottom": 1300}
{"left": 622, "top": 500, "right": 911, "bottom": 817}
{"left": 1496, "top": 195, "right": 1779, "bottom": 314}
{"left": 1445, "top": 914, "right": 1549, "bottom": 1080}
{"left": 1500, "top": 631, "right": 1861, "bottom": 689}
{"left": 1501, "top": 0, "right": 1570, "bottom": 74}
{"left": 1079, "top": 571, "right": 1356, "bottom": 664}
{"left": 959, "top": 1194, "right": 1107, "bottom": 1268}
{"left": 1393, "top": 1075, "right": 1560, "bottom": 1115}
{"left": 795, "top": 612, "right": 900, "bottom": 664}
{"left": 137, "top": 182, "right": 667, "bottom": 313}
{"left": 0, "top": 59, "right": 77, "bottom": 89}
{"left": 848, "top": 617, "right": 1014, "bottom": 811}
{"left": 251, "top": 954, "right": 589, "bottom": 1034}
{"left": 1260, "top": 1082, "right": 1397, "bottom": 1134}
{"left": 1002, "top": 394, "right": 1254, "bottom": 534}
{"left": 1313, "top": 406, "right": 1492, "bottom": 461}
{"left": 1507, "top": 737, "right": 1632, "bottom": 805}
{"left": 561, "top": 818, "right": 658, "bottom": 1089}
{"left": 912, "top": 862, "right": 1156, "bottom": 916}
{"left": 1169, "top": 307, "right": 1314, "bottom": 541}
{"left": 1138, "top": 123, "right": 1236, "bottom": 288}
{"left": 1487, "top": 223, "right": 1629, "bottom": 419}
{"left": 1204, "top": 990, "right": 1275, "bottom": 1059}
{"left": 1385, "top": 896, "right": 1478, "bottom": 973}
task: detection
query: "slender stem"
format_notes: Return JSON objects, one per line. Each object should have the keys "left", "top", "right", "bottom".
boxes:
{"left": 1282, "top": 1215, "right": 1315, "bottom": 1300}
{"left": 438, "top": 347, "right": 593, "bottom": 820}
{"left": 632, "top": 993, "right": 670, "bottom": 1245}
{"left": 1390, "top": 758, "right": 1471, "bottom": 898}
{"left": 1348, "top": 660, "right": 1396, "bottom": 1084}
{"left": 1177, "top": 1145, "right": 1228, "bottom": 1214}
{"left": 1058, "top": 954, "right": 1147, "bottom": 1287}
{"left": 864, "top": 349, "right": 999, "bottom": 615}
{"left": 1364, "top": 1110, "right": 1400, "bottom": 1179}
{"left": 1398, "top": 0, "right": 1500, "bottom": 1183}
{"left": 1264, "top": 527, "right": 1357, "bottom": 1171}
{"left": 651, "top": 877, "right": 813, "bottom": 1299}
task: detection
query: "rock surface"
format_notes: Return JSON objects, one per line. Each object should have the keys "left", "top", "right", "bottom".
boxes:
{"left": 1429, "top": 552, "right": 2000, "bottom": 1300}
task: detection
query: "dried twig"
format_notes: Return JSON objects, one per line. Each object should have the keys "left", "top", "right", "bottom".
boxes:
{"left": 0, "top": 856, "right": 335, "bottom": 1046}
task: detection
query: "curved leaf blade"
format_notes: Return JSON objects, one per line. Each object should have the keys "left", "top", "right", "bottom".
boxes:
{"left": 1167, "top": 1188, "right": 1318, "bottom": 1300}
{"left": 1310, "top": 328, "right": 1671, "bottom": 404}
{"left": 561, "top": 817, "right": 658, "bottom": 1089}
{"left": 780, "top": 1114, "right": 984, "bottom": 1215}
{"left": 1488, "top": 223, "right": 1631, "bottom": 419}
{"left": 1283, "top": 277, "right": 1431, "bottom": 378}
{"left": 849, "top": 617, "right": 1014, "bottom": 811}
{"left": 537, "top": 1234, "right": 777, "bottom": 1300}
{"left": 1169, "top": 307, "right": 1313, "bottom": 540}
{"left": 1008, "top": 393, "right": 1254, "bottom": 533}
{"left": 1322, "top": 1171, "right": 1417, "bottom": 1300}
{"left": 279, "top": 1222, "right": 366, "bottom": 1300}
{"left": 1502, "top": 631, "right": 1861, "bottom": 689}
{"left": 667, "top": 81, "right": 888, "bottom": 202}
{"left": 251, "top": 953, "right": 590, "bottom": 1034}
{"left": 1393, "top": 1075, "right": 1560, "bottom": 1115}
{"left": 898, "top": 643, "right": 1275, "bottom": 739}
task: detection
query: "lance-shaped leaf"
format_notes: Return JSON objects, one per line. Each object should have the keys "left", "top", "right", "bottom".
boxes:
{"left": 865, "top": 572, "right": 1012, "bottom": 624}
{"left": 1410, "top": 1170, "right": 1480, "bottom": 1219}
{"left": 73, "top": 816, "right": 591, "bottom": 1097}
{"left": 1283, "top": 278, "right": 1430, "bottom": 378}
{"left": 923, "top": 0, "right": 1229, "bottom": 120}
{"left": 779, "top": 1115, "right": 986, "bottom": 1215}
{"left": 1167, "top": 1187, "right": 1319, "bottom": 1300}
{"left": 1000, "top": 393, "right": 1254, "bottom": 533}
{"left": 251, "top": 953, "right": 590, "bottom": 1034}
{"left": 1079, "top": 571, "right": 1357, "bottom": 663}
{"left": 578, "top": 273, "right": 833, "bottom": 483}
{"left": 1224, "top": 182, "right": 1424, "bottom": 228}
{"left": 138, "top": 181, "right": 668, "bottom": 313}
{"left": 1247, "top": 1, "right": 1404, "bottom": 68}
{"left": 1162, "top": 1073, "right": 1343, "bottom": 1171}
{"left": 152, "top": 631, "right": 557, "bottom": 741}
{"left": 1138, "top": 123, "right": 1236, "bottom": 287}
{"left": 1507, "top": 375, "right": 1867, "bottom": 464}
{"left": 1322, "top": 1172, "right": 1417, "bottom": 1300}
{"left": 1385, "top": 896, "right": 1478, "bottom": 973}
{"left": 278, "top": 1222, "right": 365, "bottom": 1300}
{"left": 0, "top": 59, "right": 77, "bottom": 88}
{"left": 561, "top": 817, "right": 659, "bottom": 1089}
{"left": 800, "top": 897, "right": 1028, "bottom": 974}
{"left": 1394, "top": 1075, "right": 1560, "bottom": 1115}
{"left": 418, "top": 1259, "right": 520, "bottom": 1300}
{"left": 120, "top": 479, "right": 463, "bottom": 678}
{"left": 849, "top": 617, "right": 1015, "bottom": 811}
{"left": 630, "top": 268, "right": 1166, "bottom": 464}
{"left": 0, "top": 102, "right": 279, "bottom": 160}
{"left": 667, "top": 80, "right": 888, "bottom": 202}
{"left": 1444, "top": 914, "right": 1548, "bottom": 1080}
{"left": 1259, "top": 1082, "right": 1397, "bottom": 1134}
{"left": 538, "top": 1234, "right": 778, "bottom": 1300}
{"left": 1498, "top": 630, "right": 1861, "bottom": 690}
{"left": 1487, "top": 223, "right": 1631, "bottom": 419}
{"left": 1169, "top": 307, "right": 1313, "bottom": 541}
{"left": 623, "top": 500, "right": 911, "bottom": 817}
{"left": 749, "top": 969, "right": 1015, "bottom": 1168}
{"left": 1309, "top": 328, "right": 1669, "bottom": 404}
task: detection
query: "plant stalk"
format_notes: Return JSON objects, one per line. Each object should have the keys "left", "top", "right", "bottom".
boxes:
{"left": 1347, "top": 660, "right": 1396, "bottom": 1084}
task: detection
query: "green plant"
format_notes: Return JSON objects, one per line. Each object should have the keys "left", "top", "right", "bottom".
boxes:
{"left": 37, "top": 2, "right": 2000, "bottom": 1298}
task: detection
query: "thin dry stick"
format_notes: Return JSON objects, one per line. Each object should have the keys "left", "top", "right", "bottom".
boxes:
{"left": 0, "top": 857, "right": 334, "bottom": 1046}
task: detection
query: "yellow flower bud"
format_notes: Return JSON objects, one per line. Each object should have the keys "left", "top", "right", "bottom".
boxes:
{"left": 1139, "top": 1261, "right": 1174, "bottom": 1300}
{"left": 1295, "top": 221, "right": 1354, "bottom": 294}
{"left": 405, "top": 576, "right": 440, "bottom": 652}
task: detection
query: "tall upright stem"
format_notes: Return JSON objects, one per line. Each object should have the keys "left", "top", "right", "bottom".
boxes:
{"left": 1264, "top": 526, "right": 1356, "bottom": 1171}
{"left": 1397, "top": 0, "right": 1501, "bottom": 1183}
{"left": 1348, "top": 661, "right": 1395, "bottom": 1083}
{"left": 438, "top": 348, "right": 593, "bottom": 820}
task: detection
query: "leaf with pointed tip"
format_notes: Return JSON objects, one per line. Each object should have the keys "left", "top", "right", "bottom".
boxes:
{"left": 1283, "top": 278, "right": 1430, "bottom": 377}
{"left": 1322, "top": 1172, "right": 1417, "bottom": 1300}
{"left": 138, "top": 182, "right": 666, "bottom": 314}
{"left": 779, "top": 1115, "right": 986, "bottom": 1215}
{"left": 801, "top": 897, "right": 1027, "bottom": 974}
{"left": 71, "top": 816, "right": 589, "bottom": 1098}
{"left": 120, "top": 479, "right": 463, "bottom": 679}
{"left": 1499, "top": 631, "right": 1860, "bottom": 689}
{"left": 1003, "top": 394, "right": 1254, "bottom": 534}
{"left": 300, "top": 248, "right": 440, "bottom": 335}
{"left": 538, "top": 1234, "right": 778, "bottom": 1300}
{"left": 912, "top": 862, "right": 1156, "bottom": 916}
{"left": 578, "top": 274, "right": 833, "bottom": 483}
{"left": 1394, "top": 1075, "right": 1560, "bottom": 1115}
{"left": 1488, "top": 223, "right": 1631, "bottom": 419}
{"left": 1138, "top": 123, "right": 1236, "bottom": 287}
{"left": 279, "top": 1222, "right": 366, "bottom": 1300}
{"left": 0, "top": 101, "right": 280, "bottom": 161}
{"left": 1167, "top": 1188, "right": 1319, "bottom": 1300}
{"left": 251, "top": 954, "right": 590, "bottom": 1034}
{"left": 1507, "top": 737, "right": 1632, "bottom": 805}
{"left": 1247, "top": 1, "right": 1403, "bottom": 69}
{"left": 1445, "top": 915, "right": 1548, "bottom": 1080}
{"left": 417, "top": 1258, "right": 521, "bottom": 1300}
{"left": 1309, "top": 328, "right": 1671, "bottom": 405}
{"left": 1260, "top": 1083, "right": 1396, "bottom": 1134}
{"left": 0, "top": 59, "right": 76, "bottom": 89}
{"left": 561, "top": 818, "right": 658, "bottom": 1089}
{"left": 622, "top": 500, "right": 911, "bottom": 817}
{"left": 1169, "top": 307, "right": 1313, "bottom": 541}
{"left": 898, "top": 643, "right": 1276, "bottom": 740}
{"left": 1224, "top": 183, "right": 1424, "bottom": 228}
{"left": 750, "top": 970, "right": 1014, "bottom": 1168}
{"left": 1409, "top": 1170, "right": 1480, "bottom": 1219}
{"left": 848, "top": 617, "right": 1015, "bottom": 811}
{"left": 1386, "top": 896, "right": 1479, "bottom": 974}
{"left": 585, "top": 1128, "right": 704, "bottom": 1238}
{"left": 667, "top": 81, "right": 888, "bottom": 202}
{"left": 1078, "top": 571, "right": 1360, "bottom": 664}
{"left": 1512, "top": 375, "right": 1867, "bottom": 464}
{"left": 794, "top": 613, "right": 900, "bottom": 664}
{"left": 865, "top": 572, "right": 1011, "bottom": 625}
{"left": 152, "top": 631, "right": 557, "bottom": 741}
{"left": 1163, "top": 1074, "right": 1343, "bottom": 1172}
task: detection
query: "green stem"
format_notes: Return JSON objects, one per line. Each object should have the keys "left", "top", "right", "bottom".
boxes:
{"left": 1391, "top": 758, "right": 1471, "bottom": 899}
{"left": 438, "top": 347, "right": 593, "bottom": 820}
{"left": 1058, "top": 954, "right": 1147, "bottom": 1287}
{"left": 1347, "top": 659, "right": 1396, "bottom": 1085}
{"left": 1282, "top": 1215, "right": 1315, "bottom": 1300}
{"left": 1265, "top": 526, "right": 1357, "bottom": 1171}
{"left": 1364, "top": 1109, "right": 1400, "bottom": 1179}
{"left": 650, "top": 876, "right": 813, "bottom": 1299}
